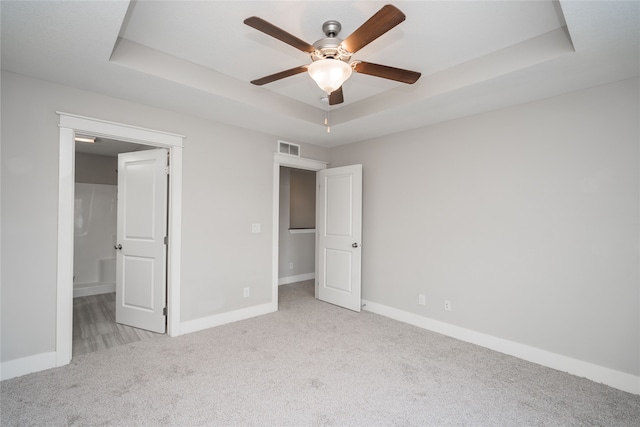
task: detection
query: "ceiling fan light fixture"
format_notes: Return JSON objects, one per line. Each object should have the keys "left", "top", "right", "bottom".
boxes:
{"left": 308, "top": 59, "right": 352, "bottom": 94}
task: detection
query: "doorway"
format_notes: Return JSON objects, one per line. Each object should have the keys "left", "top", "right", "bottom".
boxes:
{"left": 278, "top": 167, "right": 317, "bottom": 286}
{"left": 72, "top": 140, "right": 165, "bottom": 356}
{"left": 272, "top": 153, "right": 364, "bottom": 313}
{"left": 271, "top": 154, "right": 327, "bottom": 308}
{"left": 56, "top": 112, "right": 184, "bottom": 368}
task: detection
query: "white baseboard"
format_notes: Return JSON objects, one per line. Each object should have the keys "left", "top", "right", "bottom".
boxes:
{"left": 73, "top": 282, "right": 115, "bottom": 298}
{"left": 1, "top": 351, "right": 57, "bottom": 381}
{"left": 180, "top": 302, "right": 276, "bottom": 335}
{"left": 278, "top": 273, "right": 315, "bottom": 286}
{"left": 361, "top": 299, "right": 639, "bottom": 395}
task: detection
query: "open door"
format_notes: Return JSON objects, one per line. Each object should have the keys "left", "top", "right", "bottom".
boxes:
{"left": 316, "top": 164, "right": 362, "bottom": 312}
{"left": 115, "top": 149, "right": 168, "bottom": 333}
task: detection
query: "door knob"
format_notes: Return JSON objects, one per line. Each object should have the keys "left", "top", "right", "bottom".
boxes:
{"left": 114, "top": 244, "right": 122, "bottom": 250}
{"left": 352, "top": 243, "right": 359, "bottom": 248}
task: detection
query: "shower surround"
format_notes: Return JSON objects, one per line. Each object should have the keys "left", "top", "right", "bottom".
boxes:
{"left": 73, "top": 183, "right": 117, "bottom": 297}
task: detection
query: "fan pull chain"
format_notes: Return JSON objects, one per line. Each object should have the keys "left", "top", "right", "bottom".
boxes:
{"left": 325, "top": 102, "right": 331, "bottom": 133}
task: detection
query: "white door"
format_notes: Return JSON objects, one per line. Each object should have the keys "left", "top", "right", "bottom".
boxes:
{"left": 316, "top": 164, "right": 363, "bottom": 312}
{"left": 115, "top": 149, "right": 168, "bottom": 333}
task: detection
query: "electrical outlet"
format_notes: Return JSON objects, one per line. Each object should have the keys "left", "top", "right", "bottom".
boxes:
{"left": 444, "top": 300, "right": 451, "bottom": 311}
{"left": 243, "top": 287, "right": 250, "bottom": 298}
{"left": 418, "top": 294, "right": 426, "bottom": 306}
{"left": 289, "top": 262, "right": 294, "bottom": 270}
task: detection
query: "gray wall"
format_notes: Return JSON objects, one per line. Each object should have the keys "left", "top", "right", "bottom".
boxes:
{"left": 75, "top": 152, "right": 117, "bottom": 185}
{"left": 329, "top": 78, "right": 639, "bottom": 376}
{"left": 289, "top": 168, "right": 316, "bottom": 229}
{"left": 0, "top": 71, "right": 329, "bottom": 362}
{"left": 278, "top": 167, "right": 316, "bottom": 279}
{"left": 2, "top": 69, "right": 637, "bottom": 379}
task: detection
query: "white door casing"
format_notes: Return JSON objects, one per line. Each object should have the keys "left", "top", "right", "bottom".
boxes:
{"left": 116, "top": 149, "right": 168, "bottom": 333}
{"left": 55, "top": 112, "right": 183, "bottom": 372}
{"left": 316, "top": 164, "right": 363, "bottom": 312}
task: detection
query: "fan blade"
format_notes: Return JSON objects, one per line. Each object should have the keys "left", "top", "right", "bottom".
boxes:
{"left": 244, "top": 17, "right": 315, "bottom": 53}
{"left": 329, "top": 87, "right": 344, "bottom": 105}
{"left": 341, "top": 5, "right": 406, "bottom": 54}
{"left": 250, "top": 66, "right": 308, "bottom": 86}
{"left": 353, "top": 61, "right": 421, "bottom": 84}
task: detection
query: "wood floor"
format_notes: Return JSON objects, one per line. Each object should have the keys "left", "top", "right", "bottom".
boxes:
{"left": 73, "top": 292, "right": 163, "bottom": 357}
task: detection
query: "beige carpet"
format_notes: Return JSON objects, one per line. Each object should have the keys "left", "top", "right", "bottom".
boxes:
{"left": 2, "top": 281, "right": 639, "bottom": 426}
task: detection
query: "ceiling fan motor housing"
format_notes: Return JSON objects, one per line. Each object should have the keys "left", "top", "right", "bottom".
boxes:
{"left": 322, "top": 20, "right": 341, "bottom": 37}
{"left": 311, "top": 20, "right": 352, "bottom": 62}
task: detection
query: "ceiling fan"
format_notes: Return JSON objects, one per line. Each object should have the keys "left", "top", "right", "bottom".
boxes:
{"left": 244, "top": 4, "right": 421, "bottom": 106}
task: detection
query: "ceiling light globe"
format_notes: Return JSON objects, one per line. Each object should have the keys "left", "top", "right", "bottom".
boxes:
{"left": 308, "top": 59, "right": 352, "bottom": 94}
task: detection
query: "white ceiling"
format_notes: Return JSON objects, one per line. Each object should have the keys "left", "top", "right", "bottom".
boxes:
{"left": 2, "top": 1, "right": 639, "bottom": 149}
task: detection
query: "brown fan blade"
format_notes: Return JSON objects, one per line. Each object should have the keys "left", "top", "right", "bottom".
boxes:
{"left": 353, "top": 61, "right": 421, "bottom": 84}
{"left": 329, "top": 87, "right": 344, "bottom": 105}
{"left": 250, "top": 66, "right": 308, "bottom": 86}
{"left": 244, "top": 17, "right": 315, "bottom": 53}
{"left": 341, "top": 5, "right": 406, "bottom": 54}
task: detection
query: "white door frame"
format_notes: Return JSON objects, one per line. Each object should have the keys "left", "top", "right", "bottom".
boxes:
{"left": 56, "top": 112, "right": 185, "bottom": 368}
{"left": 271, "top": 153, "right": 328, "bottom": 308}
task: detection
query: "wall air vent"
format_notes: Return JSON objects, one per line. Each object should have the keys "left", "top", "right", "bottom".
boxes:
{"left": 278, "top": 140, "right": 300, "bottom": 157}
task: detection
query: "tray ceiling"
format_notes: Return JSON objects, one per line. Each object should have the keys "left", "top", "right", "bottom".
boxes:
{"left": 2, "top": 1, "right": 638, "bottom": 147}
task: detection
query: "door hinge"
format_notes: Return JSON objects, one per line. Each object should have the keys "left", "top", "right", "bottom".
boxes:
{"left": 164, "top": 236, "right": 168, "bottom": 245}
{"left": 164, "top": 165, "right": 170, "bottom": 175}
{"left": 163, "top": 307, "right": 167, "bottom": 316}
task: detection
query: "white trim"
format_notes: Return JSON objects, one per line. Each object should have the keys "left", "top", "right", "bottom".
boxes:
{"left": 273, "top": 153, "right": 328, "bottom": 171}
{"left": 58, "top": 112, "right": 185, "bottom": 147}
{"left": 180, "top": 303, "right": 275, "bottom": 335}
{"left": 272, "top": 154, "right": 328, "bottom": 309}
{"left": 289, "top": 228, "right": 315, "bottom": 234}
{"left": 1, "top": 352, "right": 57, "bottom": 381}
{"left": 278, "top": 273, "right": 316, "bottom": 286}
{"left": 56, "top": 127, "right": 75, "bottom": 367}
{"left": 272, "top": 162, "right": 280, "bottom": 308}
{"left": 55, "top": 113, "right": 184, "bottom": 377}
{"left": 73, "top": 283, "right": 116, "bottom": 298}
{"left": 362, "top": 299, "right": 640, "bottom": 395}
{"left": 167, "top": 147, "right": 183, "bottom": 337}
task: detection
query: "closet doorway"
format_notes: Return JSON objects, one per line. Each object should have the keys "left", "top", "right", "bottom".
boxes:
{"left": 277, "top": 167, "right": 317, "bottom": 287}
{"left": 271, "top": 154, "right": 327, "bottom": 308}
